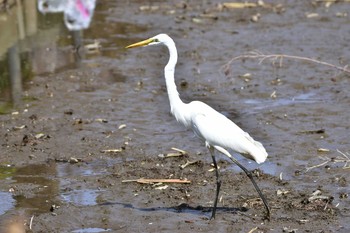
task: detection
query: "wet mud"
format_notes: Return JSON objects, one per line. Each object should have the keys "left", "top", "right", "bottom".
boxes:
{"left": 0, "top": 1, "right": 350, "bottom": 232}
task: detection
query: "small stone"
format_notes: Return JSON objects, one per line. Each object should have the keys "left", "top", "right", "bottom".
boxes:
{"left": 69, "top": 157, "right": 79, "bottom": 163}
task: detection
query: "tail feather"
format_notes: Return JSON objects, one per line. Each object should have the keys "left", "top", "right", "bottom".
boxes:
{"left": 244, "top": 132, "right": 268, "bottom": 164}
{"left": 251, "top": 140, "right": 268, "bottom": 164}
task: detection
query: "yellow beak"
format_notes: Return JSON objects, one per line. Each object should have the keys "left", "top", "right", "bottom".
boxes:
{"left": 125, "top": 38, "right": 154, "bottom": 49}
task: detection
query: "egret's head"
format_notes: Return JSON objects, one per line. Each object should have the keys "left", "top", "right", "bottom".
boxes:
{"left": 125, "top": 34, "right": 171, "bottom": 49}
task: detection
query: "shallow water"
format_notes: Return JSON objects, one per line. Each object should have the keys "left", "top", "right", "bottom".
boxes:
{"left": 0, "top": 192, "right": 15, "bottom": 216}
{"left": 71, "top": 228, "right": 112, "bottom": 233}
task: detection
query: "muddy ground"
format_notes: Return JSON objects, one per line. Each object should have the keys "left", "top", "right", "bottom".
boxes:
{"left": 0, "top": 0, "right": 350, "bottom": 232}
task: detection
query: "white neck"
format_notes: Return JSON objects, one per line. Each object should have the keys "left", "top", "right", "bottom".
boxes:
{"left": 164, "top": 39, "right": 182, "bottom": 110}
{"left": 163, "top": 38, "right": 189, "bottom": 126}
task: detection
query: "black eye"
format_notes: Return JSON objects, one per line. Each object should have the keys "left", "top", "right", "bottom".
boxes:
{"left": 153, "top": 38, "right": 159, "bottom": 42}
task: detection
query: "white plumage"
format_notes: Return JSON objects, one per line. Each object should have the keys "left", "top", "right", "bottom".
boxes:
{"left": 126, "top": 33, "right": 270, "bottom": 220}
{"left": 155, "top": 33, "right": 268, "bottom": 164}
{"left": 177, "top": 100, "right": 268, "bottom": 164}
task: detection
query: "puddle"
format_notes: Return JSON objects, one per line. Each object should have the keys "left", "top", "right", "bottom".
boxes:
{"left": 0, "top": 159, "right": 117, "bottom": 216}
{"left": 61, "top": 189, "right": 101, "bottom": 206}
{"left": 71, "top": 228, "right": 111, "bottom": 233}
{"left": 0, "top": 165, "right": 17, "bottom": 216}
{"left": 0, "top": 165, "right": 16, "bottom": 180}
{"left": 0, "top": 192, "right": 15, "bottom": 215}
{"left": 57, "top": 159, "right": 114, "bottom": 178}
{"left": 0, "top": 1, "right": 146, "bottom": 112}
{"left": 244, "top": 92, "right": 324, "bottom": 110}
{"left": 0, "top": 1, "right": 72, "bottom": 110}
{"left": 11, "top": 163, "right": 59, "bottom": 214}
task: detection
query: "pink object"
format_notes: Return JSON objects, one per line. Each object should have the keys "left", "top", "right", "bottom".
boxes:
{"left": 75, "top": 0, "right": 90, "bottom": 18}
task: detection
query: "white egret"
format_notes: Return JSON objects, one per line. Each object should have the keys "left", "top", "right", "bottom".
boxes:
{"left": 126, "top": 34, "right": 270, "bottom": 220}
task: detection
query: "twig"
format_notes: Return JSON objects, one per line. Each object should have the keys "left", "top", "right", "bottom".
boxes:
{"left": 158, "top": 152, "right": 184, "bottom": 158}
{"left": 180, "top": 160, "right": 199, "bottom": 169}
{"left": 306, "top": 149, "right": 350, "bottom": 172}
{"left": 223, "top": 52, "right": 350, "bottom": 75}
{"left": 29, "top": 215, "right": 34, "bottom": 230}
{"left": 122, "top": 178, "right": 191, "bottom": 184}
{"left": 336, "top": 149, "right": 350, "bottom": 169}
{"left": 305, "top": 157, "right": 330, "bottom": 172}
{"left": 158, "top": 147, "right": 188, "bottom": 158}
{"left": 171, "top": 147, "right": 188, "bottom": 155}
{"left": 308, "top": 195, "right": 330, "bottom": 202}
{"left": 100, "top": 148, "right": 123, "bottom": 153}
{"left": 248, "top": 227, "right": 258, "bottom": 233}
{"left": 324, "top": 198, "right": 331, "bottom": 211}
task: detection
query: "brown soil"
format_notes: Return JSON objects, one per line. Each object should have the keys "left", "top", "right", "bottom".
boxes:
{"left": 0, "top": 1, "right": 349, "bottom": 232}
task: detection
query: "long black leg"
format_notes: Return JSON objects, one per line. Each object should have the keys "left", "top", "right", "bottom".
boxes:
{"left": 228, "top": 156, "right": 271, "bottom": 220}
{"left": 209, "top": 147, "right": 221, "bottom": 220}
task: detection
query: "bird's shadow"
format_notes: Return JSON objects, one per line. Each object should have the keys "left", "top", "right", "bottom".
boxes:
{"left": 99, "top": 201, "right": 247, "bottom": 218}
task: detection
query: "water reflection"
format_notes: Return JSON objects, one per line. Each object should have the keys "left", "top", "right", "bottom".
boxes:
{"left": 56, "top": 158, "right": 117, "bottom": 177}
{"left": 0, "top": 166, "right": 17, "bottom": 215}
{"left": 0, "top": 0, "right": 37, "bottom": 110}
{"left": 38, "top": 0, "right": 96, "bottom": 31}
{"left": 71, "top": 228, "right": 112, "bottom": 233}
{"left": 0, "top": 192, "right": 15, "bottom": 216}
{"left": 244, "top": 92, "right": 323, "bottom": 111}
{"left": 12, "top": 163, "right": 59, "bottom": 214}
{"left": 0, "top": 0, "right": 147, "bottom": 112}
{"left": 7, "top": 44, "right": 23, "bottom": 106}
{"left": 0, "top": 0, "right": 93, "bottom": 111}
{"left": 0, "top": 162, "right": 60, "bottom": 224}
{"left": 0, "top": 159, "right": 119, "bottom": 217}
{"left": 61, "top": 189, "right": 101, "bottom": 206}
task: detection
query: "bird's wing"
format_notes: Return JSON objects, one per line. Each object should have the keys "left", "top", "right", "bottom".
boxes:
{"left": 190, "top": 101, "right": 267, "bottom": 163}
